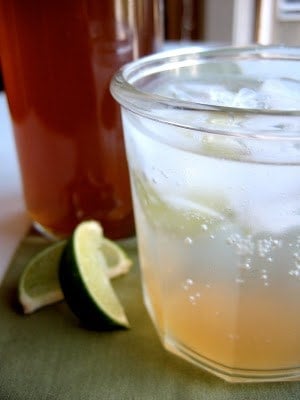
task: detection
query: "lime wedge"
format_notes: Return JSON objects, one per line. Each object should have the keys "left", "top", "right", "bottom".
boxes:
{"left": 102, "top": 238, "right": 132, "bottom": 279}
{"left": 18, "top": 224, "right": 132, "bottom": 316}
{"left": 133, "top": 172, "right": 234, "bottom": 236}
{"left": 19, "top": 241, "right": 66, "bottom": 314}
{"left": 59, "top": 220, "right": 130, "bottom": 329}
{"left": 201, "top": 132, "right": 248, "bottom": 160}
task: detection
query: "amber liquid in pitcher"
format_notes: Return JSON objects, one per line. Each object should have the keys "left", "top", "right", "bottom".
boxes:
{"left": 0, "top": 0, "right": 160, "bottom": 238}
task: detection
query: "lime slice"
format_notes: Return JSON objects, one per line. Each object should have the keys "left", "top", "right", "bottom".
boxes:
{"left": 201, "top": 132, "right": 249, "bottom": 160}
{"left": 102, "top": 238, "right": 132, "bottom": 279}
{"left": 18, "top": 227, "right": 133, "bottom": 315}
{"left": 59, "top": 220, "right": 129, "bottom": 329}
{"left": 133, "top": 172, "right": 234, "bottom": 236}
{"left": 19, "top": 241, "right": 66, "bottom": 314}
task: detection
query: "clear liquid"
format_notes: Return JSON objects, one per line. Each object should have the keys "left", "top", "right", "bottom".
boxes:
{"left": 123, "top": 109, "right": 300, "bottom": 381}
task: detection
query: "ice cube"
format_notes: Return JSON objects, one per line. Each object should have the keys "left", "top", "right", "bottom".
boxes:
{"left": 259, "top": 78, "right": 300, "bottom": 110}
{"left": 157, "top": 76, "right": 300, "bottom": 111}
{"left": 207, "top": 79, "right": 300, "bottom": 111}
{"left": 231, "top": 88, "right": 268, "bottom": 109}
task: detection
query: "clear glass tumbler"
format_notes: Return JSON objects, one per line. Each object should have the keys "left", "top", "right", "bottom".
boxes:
{"left": 111, "top": 46, "right": 300, "bottom": 382}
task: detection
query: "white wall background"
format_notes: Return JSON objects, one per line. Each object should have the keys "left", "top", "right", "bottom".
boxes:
{"left": 204, "top": 0, "right": 234, "bottom": 43}
{"left": 203, "top": 0, "right": 300, "bottom": 46}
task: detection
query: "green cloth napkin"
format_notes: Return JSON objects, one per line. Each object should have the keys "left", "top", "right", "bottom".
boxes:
{"left": 0, "top": 233, "right": 300, "bottom": 400}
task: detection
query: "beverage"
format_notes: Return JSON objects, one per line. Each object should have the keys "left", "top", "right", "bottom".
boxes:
{"left": 125, "top": 111, "right": 300, "bottom": 380}
{"left": 0, "top": 0, "right": 163, "bottom": 239}
{"left": 111, "top": 46, "right": 300, "bottom": 381}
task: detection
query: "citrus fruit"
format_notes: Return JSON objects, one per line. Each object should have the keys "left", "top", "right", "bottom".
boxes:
{"left": 133, "top": 172, "right": 234, "bottom": 236}
{"left": 18, "top": 223, "right": 132, "bottom": 317}
{"left": 19, "top": 240, "right": 66, "bottom": 314}
{"left": 102, "top": 238, "right": 132, "bottom": 279}
{"left": 59, "top": 220, "right": 130, "bottom": 329}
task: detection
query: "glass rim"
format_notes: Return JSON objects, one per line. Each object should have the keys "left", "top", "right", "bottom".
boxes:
{"left": 111, "top": 44, "right": 300, "bottom": 117}
{"left": 111, "top": 44, "right": 300, "bottom": 141}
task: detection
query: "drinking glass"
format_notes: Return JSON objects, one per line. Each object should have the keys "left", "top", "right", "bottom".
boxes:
{"left": 0, "top": 0, "right": 163, "bottom": 239}
{"left": 111, "top": 46, "right": 300, "bottom": 382}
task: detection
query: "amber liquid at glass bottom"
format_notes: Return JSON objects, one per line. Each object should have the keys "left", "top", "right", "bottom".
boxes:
{"left": 0, "top": 0, "right": 161, "bottom": 239}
